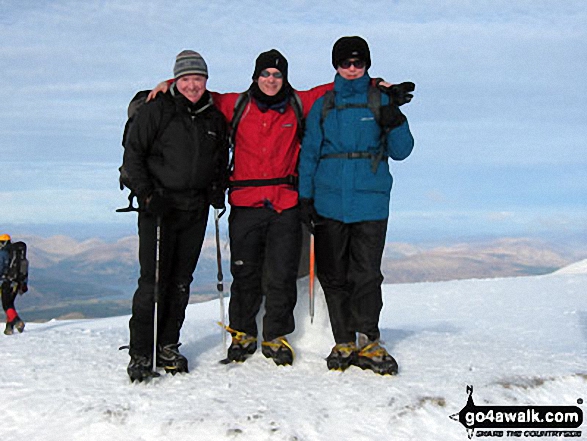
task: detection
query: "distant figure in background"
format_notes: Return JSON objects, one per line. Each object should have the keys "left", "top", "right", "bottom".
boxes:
{"left": 1, "top": 234, "right": 29, "bottom": 335}
{"left": 122, "top": 50, "right": 229, "bottom": 382}
{"left": 298, "top": 36, "right": 415, "bottom": 375}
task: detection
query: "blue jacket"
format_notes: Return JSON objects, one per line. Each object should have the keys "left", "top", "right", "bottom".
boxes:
{"left": 298, "top": 73, "right": 414, "bottom": 223}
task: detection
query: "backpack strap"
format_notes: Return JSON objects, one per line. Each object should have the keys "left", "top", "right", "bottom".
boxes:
{"left": 320, "top": 90, "right": 336, "bottom": 125}
{"left": 230, "top": 92, "right": 250, "bottom": 148}
{"left": 289, "top": 91, "right": 304, "bottom": 140}
{"left": 227, "top": 92, "right": 250, "bottom": 175}
{"left": 367, "top": 86, "right": 389, "bottom": 173}
{"left": 319, "top": 86, "right": 387, "bottom": 173}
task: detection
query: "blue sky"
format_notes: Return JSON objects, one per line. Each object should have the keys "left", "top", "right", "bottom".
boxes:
{"left": 0, "top": 0, "right": 585, "bottom": 242}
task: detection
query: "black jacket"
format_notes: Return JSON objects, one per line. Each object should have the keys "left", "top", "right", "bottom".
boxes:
{"left": 123, "top": 87, "right": 229, "bottom": 211}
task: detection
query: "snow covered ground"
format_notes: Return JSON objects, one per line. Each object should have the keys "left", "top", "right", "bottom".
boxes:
{"left": 2, "top": 264, "right": 586, "bottom": 440}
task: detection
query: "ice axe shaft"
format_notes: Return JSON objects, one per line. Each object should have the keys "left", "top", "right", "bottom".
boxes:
{"left": 309, "top": 234, "right": 315, "bottom": 324}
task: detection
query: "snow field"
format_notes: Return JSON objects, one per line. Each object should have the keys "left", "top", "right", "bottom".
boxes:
{"left": 1, "top": 270, "right": 586, "bottom": 440}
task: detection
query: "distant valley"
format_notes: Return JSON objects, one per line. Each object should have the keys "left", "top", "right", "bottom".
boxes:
{"left": 14, "top": 234, "right": 584, "bottom": 322}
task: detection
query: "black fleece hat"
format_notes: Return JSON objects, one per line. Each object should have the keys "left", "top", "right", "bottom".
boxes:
{"left": 332, "top": 36, "right": 371, "bottom": 69}
{"left": 252, "top": 49, "right": 288, "bottom": 81}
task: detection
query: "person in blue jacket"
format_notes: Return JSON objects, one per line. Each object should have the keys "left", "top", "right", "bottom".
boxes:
{"left": 298, "top": 36, "right": 414, "bottom": 375}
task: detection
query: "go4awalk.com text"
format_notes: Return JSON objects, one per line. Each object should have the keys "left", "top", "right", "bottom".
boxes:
{"left": 450, "top": 386, "right": 584, "bottom": 439}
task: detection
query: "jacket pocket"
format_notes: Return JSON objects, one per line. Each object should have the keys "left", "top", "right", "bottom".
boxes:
{"left": 315, "top": 159, "right": 343, "bottom": 191}
{"left": 354, "top": 163, "right": 392, "bottom": 194}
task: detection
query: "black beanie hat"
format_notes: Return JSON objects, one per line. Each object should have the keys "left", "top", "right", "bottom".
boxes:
{"left": 332, "top": 36, "right": 371, "bottom": 69}
{"left": 252, "top": 49, "right": 288, "bottom": 81}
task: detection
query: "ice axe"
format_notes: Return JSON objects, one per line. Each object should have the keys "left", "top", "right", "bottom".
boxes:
{"left": 309, "top": 234, "right": 315, "bottom": 324}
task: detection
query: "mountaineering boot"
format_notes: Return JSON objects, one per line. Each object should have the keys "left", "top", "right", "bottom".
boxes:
{"left": 13, "top": 318, "right": 25, "bottom": 333}
{"left": 326, "top": 342, "right": 357, "bottom": 371}
{"left": 157, "top": 343, "right": 189, "bottom": 374}
{"left": 261, "top": 336, "right": 294, "bottom": 366}
{"left": 225, "top": 328, "right": 258, "bottom": 363}
{"left": 355, "top": 333, "right": 398, "bottom": 375}
{"left": 4, "top": 321, "right": 13, "bottom": 335}
{"left": 127, "top": 353, "right": 155, "bottom": 383}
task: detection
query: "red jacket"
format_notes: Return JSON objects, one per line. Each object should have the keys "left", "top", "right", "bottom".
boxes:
{"left": 212, "top": 84, "right": 332, "bottom": 212}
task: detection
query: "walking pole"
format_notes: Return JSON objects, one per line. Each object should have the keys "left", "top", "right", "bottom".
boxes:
{"left": 214, "top": 208, "right": 227, "bottom": 347}
{"left": 152, "top": 215, "right": 162, "bottom": 374}
{"left": 309, "top": 234, "right": 315, "bottom": 324}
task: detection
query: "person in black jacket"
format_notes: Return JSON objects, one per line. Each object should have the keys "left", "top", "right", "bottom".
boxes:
{"left": 122, "top": 50, "right": 229, "bottom": 382}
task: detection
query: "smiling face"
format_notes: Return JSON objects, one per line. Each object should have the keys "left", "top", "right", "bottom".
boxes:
{"left": 176, "top": 74, "right": 207, "bottom": 103}
{"left": 256, "top": 68, "right": 284, "bottom": 96}
{"left": 336, "top": 58, "right": 366, "bottom": 81}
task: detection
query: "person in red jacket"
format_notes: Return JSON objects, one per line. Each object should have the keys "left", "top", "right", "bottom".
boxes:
{"left": 150, "top": 49, "right": 331, "bottom": 366}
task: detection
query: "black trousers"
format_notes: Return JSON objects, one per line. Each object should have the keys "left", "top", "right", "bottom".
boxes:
{"left": 129, "top": 207, "right": 208, "bottom": 356}
{"left": 228, "top": 206, "right": 301, "bottom": 341}
{"left": 314, "top": 217, "right": 388, "bottom": 344}
{"left": 1, "top": 280, "right": 16, "bottom": 313}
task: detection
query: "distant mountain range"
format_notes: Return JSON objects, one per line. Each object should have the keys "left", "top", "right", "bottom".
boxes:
{"left": 13, "top": 234, "right": 582, "bottom": 322}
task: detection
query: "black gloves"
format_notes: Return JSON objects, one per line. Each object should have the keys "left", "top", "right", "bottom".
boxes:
{"left": 207, "top": 183, "right": 226, "bottom": 211}
{"left": 377, "top": 81, "right": 415, "bottom": 106}
{"left": 389, "top": 82, "right": 415, "bottom": 106}
{"left": 380, "top": 105, "right": 406, "bottom": 130}
{"left": 145, "top": 191, "right": 173, "bottom": 216}
{"left": 299, "top": 198, "right": 318, "bottom": 234}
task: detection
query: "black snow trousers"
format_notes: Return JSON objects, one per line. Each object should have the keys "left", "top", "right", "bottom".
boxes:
{"left": 1, "top": 280, "right": 16, "bottom": 313}
{"left": 129, "top": 206, "right": 208, "bottom": 356}
{"left": 314, "top": 217, "right": 388, "bottom": 344}
{"left": 228, "top": 206, "right": 301, "bottom": 342}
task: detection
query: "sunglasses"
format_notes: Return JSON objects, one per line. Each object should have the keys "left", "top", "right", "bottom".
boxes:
{"left": 259, "top": 70, "right": 283, "bottom": 79}
{"left": 339, "top": 59, "right": 366, "bottom": 69}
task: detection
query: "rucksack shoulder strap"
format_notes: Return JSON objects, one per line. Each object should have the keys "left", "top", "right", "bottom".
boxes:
{"left": 231, "top": 92, "right": 250, "bottom": 140}
{"left": 320, "top": 90, "right": 336, "bottom": 124}
{"left": 290, "top": 91, "right": 304, "bottom": 140}
{"left": 367, "top": 85, "right": 382, "bottom": 125}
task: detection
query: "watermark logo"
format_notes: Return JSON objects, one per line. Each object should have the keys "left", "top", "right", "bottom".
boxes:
{"left": 450, "top": 385, "right": 583, "bottom": 439}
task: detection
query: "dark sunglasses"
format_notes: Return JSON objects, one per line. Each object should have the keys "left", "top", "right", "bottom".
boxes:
{"left": 259, "top": 70, "right": 283, "bottom": 79}
{"left": 339, "top": 59, "right": 366, "bottom": 69}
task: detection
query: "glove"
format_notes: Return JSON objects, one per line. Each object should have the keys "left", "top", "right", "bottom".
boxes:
{"left": 145, "top": 191, "right": 173, "bottom": 216}
{"left": 19, "top": 283, "right": 28, "bottom": 294}
{"left": 207, "top": 184, "right": 226, "bottom": 211}
{"left": 380, "top": 105, "right": 406, "bottom": 130}
{"left": 377, "top": 81, "right": 415, "bottom": 106}
{"left": 299, "top": 198, "right": 318, "bottom": 234}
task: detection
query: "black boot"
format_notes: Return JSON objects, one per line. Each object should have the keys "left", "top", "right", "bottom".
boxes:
{"left": 261, "top": 337, "right": 294, "bottom": 366}
{"left": 226, "top": 328, "right": 258, "bottom": 363}
{"left": 127, "top": 353, "right": 156, "bottom": 383}
{"left": 3, "top": 316, "right": 24, "bottom": 335}
{"left": 157, "top": 343, "right": 189, "bottom": 374}
{"left": 4, "top": 321, "right": 13, "bottom": 335}
{"left": 355, "top": 333, "right": 398, "bottom": 375}
{"left": 13, "top": 318, "right": 25, "bottom": 333}
{"left": 326, "top": 342, "right": 357, "bottom": 371}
